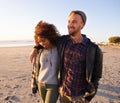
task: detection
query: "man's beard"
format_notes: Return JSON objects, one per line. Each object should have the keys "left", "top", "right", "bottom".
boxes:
{"left": 68, "top": 28, "right": 78, "bottom": 36}
{"left": 69, "top": 31, "right": 76, "bottom": 36}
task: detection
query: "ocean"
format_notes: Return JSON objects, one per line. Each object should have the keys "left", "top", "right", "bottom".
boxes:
{"left": 0, "top": 40, "right": 35, "bottom": 47}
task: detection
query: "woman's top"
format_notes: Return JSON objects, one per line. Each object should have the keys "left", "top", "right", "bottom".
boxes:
{"left": 38, "top": 47, "right": 59, "bottom": 84}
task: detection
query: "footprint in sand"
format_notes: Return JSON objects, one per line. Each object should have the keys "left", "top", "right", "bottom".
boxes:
{"left": 4, "top": 95, "right": 20, "bottom": 102}
{"left": 0, "top": 93, "right": 3, "bottom": 97}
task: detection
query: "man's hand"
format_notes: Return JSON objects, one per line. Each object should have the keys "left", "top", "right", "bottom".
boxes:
{"left": 29, "top": 48, "right": 38, "bottom": 64}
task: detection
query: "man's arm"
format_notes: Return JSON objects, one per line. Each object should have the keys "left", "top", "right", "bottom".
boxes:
{"left": 29, "top": 48, "right": 38, "bottom": 64}
{"left": 85, "top": 45, "right": 103, "bottom": 102}
{"left": 29, "top": 35, "right": 41, "bottom": 64}
{"left": 92, "top": 46, "right": 103, "bottom": 87}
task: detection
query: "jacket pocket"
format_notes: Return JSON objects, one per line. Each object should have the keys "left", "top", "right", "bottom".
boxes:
{"left": 84, "top": 82, "right": 96, "bottom": 99}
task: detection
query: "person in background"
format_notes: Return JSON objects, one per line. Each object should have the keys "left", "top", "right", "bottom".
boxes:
{"left": 31, "top": 20, "right": 60, "bottom": 103}
{"left": 30, "top": 10, "right": 103, "bottom": 103}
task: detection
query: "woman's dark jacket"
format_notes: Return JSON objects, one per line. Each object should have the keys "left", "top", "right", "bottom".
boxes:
{"left": 57, "top": 35, "right": 103, "bottom": 101}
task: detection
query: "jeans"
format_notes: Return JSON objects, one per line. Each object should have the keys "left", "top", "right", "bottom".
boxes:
{"left": 38, "top": 83, "right": 59, "bottom": 103}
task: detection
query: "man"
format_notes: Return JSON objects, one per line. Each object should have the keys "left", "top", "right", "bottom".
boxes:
{"left": 30, "top": 10, "right": 103, "bottom": 103}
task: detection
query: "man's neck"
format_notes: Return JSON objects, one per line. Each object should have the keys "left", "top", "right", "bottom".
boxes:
{"left": 71, "top": 33, "right": 83, "bottom": 43}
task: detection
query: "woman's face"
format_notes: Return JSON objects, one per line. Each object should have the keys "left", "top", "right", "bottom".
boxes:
{"left": 37, "top": 36, "right": 51, "bottom": 49}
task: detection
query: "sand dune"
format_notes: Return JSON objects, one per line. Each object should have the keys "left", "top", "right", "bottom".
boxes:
{"left": 0, "top": 46, "right": 120, "bottom": 103}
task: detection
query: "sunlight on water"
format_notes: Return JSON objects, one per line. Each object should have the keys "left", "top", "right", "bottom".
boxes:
{"left": 0, "top": 40, "right": 35, "bottom": 47}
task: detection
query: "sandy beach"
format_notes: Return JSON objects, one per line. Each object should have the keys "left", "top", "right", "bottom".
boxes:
{"left": 0, "top": 45, "right": 120, "bottom": 103}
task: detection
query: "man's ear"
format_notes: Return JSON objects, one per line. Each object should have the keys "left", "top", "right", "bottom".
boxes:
{"left": 81, "top": 21, "right": 85, "bottom": 29}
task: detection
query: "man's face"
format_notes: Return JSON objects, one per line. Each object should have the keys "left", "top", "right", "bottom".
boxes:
{"left": 67, "top": 13, "right": 84, "bottom": 36}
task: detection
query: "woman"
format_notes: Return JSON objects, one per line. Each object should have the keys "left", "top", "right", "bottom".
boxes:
{"left": 31, "top": 21, "right": 60, "bottom": 103}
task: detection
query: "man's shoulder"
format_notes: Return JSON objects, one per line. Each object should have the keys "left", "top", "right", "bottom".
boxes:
{"left": 61, "top": 34, "right": 69, "bottom": 38}
{"left": 86, "top": 37, "right": 97, "bottom": 47}
{"left": 89, "top": 41, "right": 98, "bottom": 48}
{"left": 86, "top": 37, "right": 102, "bottom": 53}
{"left": 60, "top": 35, "right": 70, "bottom": 42}
{"left": 88, "top": 40, "right": 102, "bottom": 55}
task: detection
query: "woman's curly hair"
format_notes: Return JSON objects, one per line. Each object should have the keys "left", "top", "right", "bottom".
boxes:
{"left": 34, "top": 21, "right": 61, "bottom": 46}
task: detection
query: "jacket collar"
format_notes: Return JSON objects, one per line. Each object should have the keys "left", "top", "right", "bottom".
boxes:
{"left": 67, "top": 34, "right": 89, "bottom": 46}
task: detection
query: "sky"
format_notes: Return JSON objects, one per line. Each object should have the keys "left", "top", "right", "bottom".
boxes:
{"left": 0, "top": 0, "right": 120, "bottom": 43}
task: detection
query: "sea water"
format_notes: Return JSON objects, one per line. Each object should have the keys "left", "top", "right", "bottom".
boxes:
{"left": 0, "top": 40, "right": 35, "bottom": 47}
